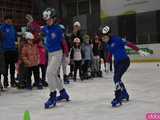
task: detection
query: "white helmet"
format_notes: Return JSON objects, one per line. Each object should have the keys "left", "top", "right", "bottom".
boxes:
{"left": 73, "top": 21, "right": 81, "bottom": 27}
{"left": 73, "top": 37, "right": 80, "bottom": 43}
{"left": 24, "top": 32, "right": 34, "bottom": 40}
{"left": 102, "top": 26, "right": 111, "bottom": 35}
{"left": 42, "top": 8, "right": 56, "bottom": 20}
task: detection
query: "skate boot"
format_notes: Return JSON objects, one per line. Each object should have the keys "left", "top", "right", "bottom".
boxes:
{"left": 68, "top": 72, "right": 73, "bottom": 79}
{"left": 80, "top": 74, "right": 85, "bottom": 81}
{"left": 63, "top": 75, "right": 70, "bottom": 84}
{"left": 97, "top": 71, "right": 102, "bottom": 77}
{"left": 91, "top": 71, "right": 96, "bottom": 78}
{"left": 3, "top": 79, "right": 9, "bottom": 88}
{"left": 42, "top": 80, "right": 48, "bottom": 87}
{"left": 37, "top": 84, "right": 43, "bottom": 90}
{"left": 16, "top": 80, "right": 26, "bottom": 89}
{"left": 111, "top": 90, "right": 122, "bottom": 107}
{"left": 120, "top": 82, "right": 129, "bottom": 101}
{"left": 56, "top": 89, "right": 70, "bottom": 102}
{"left": 44, "top": 91, "right": 57, "bottom": 109}
{"left": 26, "top": 85, "right": 32, "bottom": 90}
{"left": 73, "top": 76, "right": 77, "bottom": 82}
{"left": 121, "top": 89, "right": 129, "bottom": 101}
{"left": 11, "top": 77, "right": 16, "bottom": 87}
{"left": 32, "top": 82, "right": 36, "bottom": 87}
{"left": 0, "top": 81, "right": 3, "bottom": 91}
{"left": 35, "top": 80, "right": 43, "bottom": 89}
{"left": 3, "top": 75, "right": 9, "bottom": 88}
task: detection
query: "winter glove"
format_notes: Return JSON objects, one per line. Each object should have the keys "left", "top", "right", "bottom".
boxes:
{"left": 138, "top": 49, "right": 150, "bottom": 57}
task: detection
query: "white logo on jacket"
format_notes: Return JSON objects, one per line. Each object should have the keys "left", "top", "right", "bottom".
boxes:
{"left": 6, "top": 29, "right": 10, "bottom": 33}
{"left": 51, "top": 32, "right": 56, "bottom": 39}
{"left": 111, "top": 43, "right": 115, "bottom": 48}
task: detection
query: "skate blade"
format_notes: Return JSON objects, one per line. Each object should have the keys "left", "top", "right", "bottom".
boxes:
{"left": 45, "top": 104, "right": 56, "bottom": 109}
{"left": 56, "top": 98, "right": 71, "bottom": 103}
{"left": 112, "top": 103, "right": 122, "bottom": 108}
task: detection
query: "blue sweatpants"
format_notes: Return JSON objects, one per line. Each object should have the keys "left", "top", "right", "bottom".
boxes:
{"left": 113, "top": 58, "right": 130, "bottom": 90}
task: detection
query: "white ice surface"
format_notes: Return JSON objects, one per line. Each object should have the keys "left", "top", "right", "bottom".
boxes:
{"left": 0, "top": 63, "right": 160, "bottom": 120}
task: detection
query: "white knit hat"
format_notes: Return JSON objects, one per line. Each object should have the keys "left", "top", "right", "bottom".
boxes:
{"left": 24, "top": 32, "right": 34, "bottom": 40}
{"left": 73, "top": 21, "right": 81, "bottom": 27}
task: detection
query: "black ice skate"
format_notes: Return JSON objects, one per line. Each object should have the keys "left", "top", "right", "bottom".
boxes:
{"left": 111, "top": 90, "right": 122, "bottom": 107}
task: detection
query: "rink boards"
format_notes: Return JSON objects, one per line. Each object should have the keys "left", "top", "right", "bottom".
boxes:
{"left": 127, "top": 43, "right": 160, "bottom": 62}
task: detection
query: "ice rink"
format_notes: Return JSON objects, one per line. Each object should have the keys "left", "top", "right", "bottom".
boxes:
{"left": 0, "top": 63, "right": 160, "bottom": 120}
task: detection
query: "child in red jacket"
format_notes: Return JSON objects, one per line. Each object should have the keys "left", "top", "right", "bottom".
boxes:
{"left": 38, "top": 40, "right": 48, "bottom": 87}
{"left": 21, "top": 32, "right": 42, "bottom": 90}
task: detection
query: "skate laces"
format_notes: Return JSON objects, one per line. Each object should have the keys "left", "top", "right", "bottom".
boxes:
{"left": 115, "top": 82, "right": 122, "bottom": 90}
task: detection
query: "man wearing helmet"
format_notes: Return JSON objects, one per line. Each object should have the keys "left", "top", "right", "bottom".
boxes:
{"left": 101, "top": 25, "right": 150, "bottom": 107}
{"left": 42, "top": 8, "right": 70, "bottom": 109}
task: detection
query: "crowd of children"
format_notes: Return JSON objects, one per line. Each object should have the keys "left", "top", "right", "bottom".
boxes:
{"left": 0, "top": 19, "right": 111, "bottom": 92}
{"left": 0, "top": 7, "right": 150, "bottom": 108}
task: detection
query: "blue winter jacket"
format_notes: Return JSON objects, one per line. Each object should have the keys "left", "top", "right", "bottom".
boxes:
{"left": 106, "top": 36, "right": 129, "bottom": 63}
{"left": 42, "top": 24, "right": 63, "bottom": 53}
{"left": 0, "top": 24, "right": 17, "bottom": 51}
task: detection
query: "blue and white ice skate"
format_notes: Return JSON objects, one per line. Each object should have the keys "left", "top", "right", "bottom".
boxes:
{"left": 121, "top": 89, "right": 129, "bottom": 102}
{"left": 111, "top": 90, "right": 122, "bottom": 107}
{"left": 56, "top": 89, "right": 70, "bottom": 102}
{"left": 111, "top": 98, "right": 122, "bottom": 107}
{"left": 119, "top": 82, "right": 129, "bottom": 102}
{"left": 44, "top": 92, "right": 57, "bottom": 109}
{"left": 64, "top": 78, "right": 70, "bottom": 84}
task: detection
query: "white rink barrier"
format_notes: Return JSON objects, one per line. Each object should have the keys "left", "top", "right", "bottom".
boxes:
{"left": 126, "top": 44, "right": 160, "bottom": 62}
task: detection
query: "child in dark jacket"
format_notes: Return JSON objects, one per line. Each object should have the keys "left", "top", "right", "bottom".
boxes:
{"left": 70, "top": 37, "right": 84, "bottom": 81}
{"left": 92, "top": 35, "right": 103, "bottom": 77}
{"left": 37, "top": 40, "right": 48, "bottom": 87}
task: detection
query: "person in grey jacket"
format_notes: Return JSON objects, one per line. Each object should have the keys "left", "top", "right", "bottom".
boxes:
{"left": 81, "top": 34, "right": 93, "bottom": 79}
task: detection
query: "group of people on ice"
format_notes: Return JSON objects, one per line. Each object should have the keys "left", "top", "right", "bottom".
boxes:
{"left": 0, "top": 7, "right": 150, "bottom": 107}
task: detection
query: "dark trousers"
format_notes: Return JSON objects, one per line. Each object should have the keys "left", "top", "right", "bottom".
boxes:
{"left": 82, "top": 60, "right": 91, "bottom": 74}
{"left": 26, "top": 66, "right": 40, "bottom": 87}
{"left": 113, "top": 58, "right": 130, "bottom": 90}
{"left": 109, "top": 60, "right": 113, "bottom": 72}
{"left": 18, "top": 63, "right": 28, "bottom": 81}
{"left": 4, "top": 51, "right": 18, "bottom": 85}
{"left": 39, "top": 64, "right": 47, "bottom": 81}
{"left": 74, "top": 60, "right": 82, "bottom": 80}
{"left": 70, "top": 63, "right": 74, "bottom": 75}
{"left": 0, "top": 52, "right": 5, "bottom": 74}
